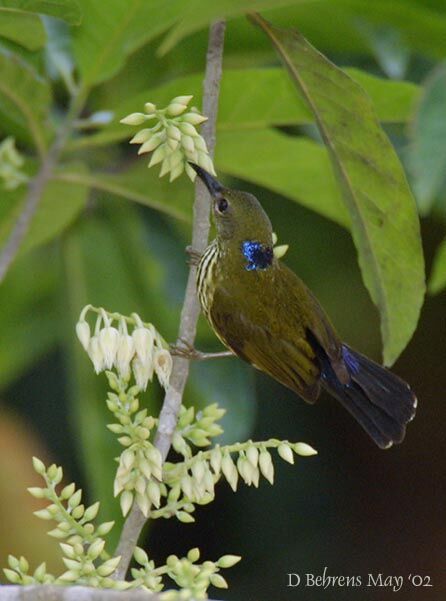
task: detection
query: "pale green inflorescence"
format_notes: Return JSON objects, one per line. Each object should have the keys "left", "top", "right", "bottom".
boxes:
{"left": 120, "top": 95, "right": 215, "bottom": 182}
{"left": 3, "top": 306, "right": 317, "bottom": 599}
{"left": 0, "top": 137, "right": 29, "bottom": 190}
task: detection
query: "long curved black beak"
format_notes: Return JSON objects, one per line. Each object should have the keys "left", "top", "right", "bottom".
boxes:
{"left": 190, "top": 163, "right": 224, "bottom": 198}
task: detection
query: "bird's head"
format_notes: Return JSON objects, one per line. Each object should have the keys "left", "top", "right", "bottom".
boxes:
{"left": 191, "top": 164, "right": 273, "bottom": 248}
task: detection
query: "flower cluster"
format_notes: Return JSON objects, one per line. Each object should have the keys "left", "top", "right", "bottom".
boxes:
{"left": 105, "top": 371, "right": 165, "bottom": 517}
{"left": 120, "top": 95, "right": 215, "bottom": 182}
{"left": 4, "top": 458, "right": 129, "bottom": 590}
{"left": 131, "top": 546, "right": 241, "bottom": 600}
{"left": 0, "top": 137, "right": 29, "bottom": 190}
{"left": 76, "top": 305, "right": 172, "bottom": 391}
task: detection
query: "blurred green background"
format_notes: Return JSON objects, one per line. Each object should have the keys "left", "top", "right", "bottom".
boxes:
{"left": 0, "top": 1, "right": 445, "bottom": 599}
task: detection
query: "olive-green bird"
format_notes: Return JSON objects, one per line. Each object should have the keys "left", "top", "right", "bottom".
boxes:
{"left": 191, "top": 164, "right": 417, "bottom": 449}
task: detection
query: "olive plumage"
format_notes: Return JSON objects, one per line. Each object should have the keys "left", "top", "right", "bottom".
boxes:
{"left": 192, "top": 164, "right": 417, "bottom": 449}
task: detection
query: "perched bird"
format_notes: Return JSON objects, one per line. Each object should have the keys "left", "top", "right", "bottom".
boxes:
{"left": 190, "top": 164, "right": 417, "bottom": 449}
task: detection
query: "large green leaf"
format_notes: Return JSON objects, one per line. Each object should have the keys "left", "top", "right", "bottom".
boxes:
{"left": 253, "top": 15, "right": 424, "bottom": 365}
{"left": 0, "top": 49, "right": 51, "bottom": 152}
{"left": 0, "top": 0, "right": 82, "bottom": 23}
{"left": 0, "top": 164, "right": 89, "bottom": 258}
{"left": 409, "top": 62, "right": 446, "bottom": 215}
{"left": 216, "top": 129, "right": 349, "bottom": 227}
{"left": 159, "top": 0, "right": 308, "bottom": 54}
{"left": 70, "top": 67, "right": 419, "bottom": 151}
{"left": 0, "top": 10, "right": 45, "bottom": 50}
{"left": 0, "top": 247, "right": 58, "bottom": 389}
{"left": 54, "top": 161, "right": 193, "bottom": 222}
{"left": 72, "top": 0, "right": 181, "bottom": 87}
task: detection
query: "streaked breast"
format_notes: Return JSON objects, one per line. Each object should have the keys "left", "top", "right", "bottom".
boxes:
{"left": 196, "top": 241, "right": 220, "bottom": 319}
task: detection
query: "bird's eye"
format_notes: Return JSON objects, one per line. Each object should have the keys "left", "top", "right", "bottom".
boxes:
{"left": 217, "top": 198, "right": 228, "bottom": 213}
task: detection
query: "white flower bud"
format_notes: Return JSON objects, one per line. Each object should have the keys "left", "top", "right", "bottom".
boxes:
{"left": 144, "top": 102, "right": 156, "bottom": 114}
{"left": 193, "top": 136, "right": 208, "bottom": 152}
{"left": 210, "top": 447, "right": 222, "bottom": 474}
{"left": 132, "top": 356, "right": 153, "bottom": 391}
{"left": 159, "top": 156, "right": 171, "bottom": 178}
{"left": 167, "top": 124, "right": 182, "bottom": 141}
{"left": 130, "top": 129, "right": 153, "bottom": 144}
{"left": 197, "top": 151, "right": 216, "bottom": 175}
{"left": 221, "top": 454, "right": 238, "bottom": 492}
{"left": 182, "top": 112, "right": 207, "bottom": 125}
{"left": 278, "top": 443, "right": 294, "bottom": 464}
{"left": 120, "top": 491, "right": 133, "bottom": 517}
{"left": 138, "top": 132, "right": 165, "bottom": 154}
{"left": 246, "top": 445, "right": 259, "bottom": 468}
{"left": 169, "top": 161, "right": 184, "bottom": 182}
{"left": 99, "top": 327, "right": 119, "bottom": 369}
{"left": 88, "top": 335, "right": 105, "bottom": 373}
{"left": 132, "top": 327, "right": 154, "bottom": 365}
{"left": 116, "top": 333, "right": 135, "bottom": 379}
{"left": 210, "top": 574, "right": 228, "bottom": 589}
{"left": 217, "top": 555, "right": 242, "bottom": 569}
{"left": 154, "top": 348, "right": 172, "bottom": 388}
{"left": 166, "top": 137, "right": 179, "bottom": 152}
{"left": 273, "top": 244, "right": 289, "bottom": 259}
{"left": 149, "top": 143, "right": 168, "bottom": 167}
{"left": 294, "top": 442, "right": 317, "bottom": 457}
{"left": 169, "top": 149, "right": 183, "bottom": 169}
{"left": 171, "top": 95, "right": 193, "bottom": 105}
{"left": 272, "top": 232, "right": 278, "bottom": 245}
{"left": 166, "top": 102, "right": 188, "bottom": 116}
{"left": 120, "top": 112, "right": 147, "bottom": 125}
{"left": 181, "top": 135, "right": 195, "bottom": 153}
{"left": 179, "top": 122, "right": 199, "bottom": 137}
{"left": 76, "top": 320, "right": 90, "bottom": 351}
{"left": 147, "top": 480, "right": 161, "bottom": 508}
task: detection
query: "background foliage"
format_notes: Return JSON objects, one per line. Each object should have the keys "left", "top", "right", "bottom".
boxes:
{"left": 0, "top": 1, "right": 444, "bottom": 599}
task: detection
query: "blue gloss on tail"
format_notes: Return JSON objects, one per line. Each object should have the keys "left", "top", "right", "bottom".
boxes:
{"left": 317, "top": 342, "right": 416, "bottom": 449}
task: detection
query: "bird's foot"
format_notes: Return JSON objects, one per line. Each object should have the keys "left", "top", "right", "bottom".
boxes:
{"left": 186, "top": 246, "right": 202, "bottom": 266}
{"left": 170, "top": 338, "right": 233, "bottom": 361}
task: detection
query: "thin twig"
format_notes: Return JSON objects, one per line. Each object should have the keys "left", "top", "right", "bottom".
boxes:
{"left": 0, "top": 93, "right": 85, "bottom": 284}
{"left": 0, "top": 587, "right": 224, "bottom": 601}
{"left": 112, "top": 20, "right": 226, "bottom": 579}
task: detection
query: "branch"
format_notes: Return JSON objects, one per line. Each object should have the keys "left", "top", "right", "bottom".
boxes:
{"left": 0, "top": 586, "right": 160, "bottom": 601}
{"left": 0, "top": 93, "right": 85, "bottom": 285}
{"left": 112, "top": 20, "right": 226, "bottom": 579}
{"left": 0, "top": 587, "right": 224, "bottom": 601}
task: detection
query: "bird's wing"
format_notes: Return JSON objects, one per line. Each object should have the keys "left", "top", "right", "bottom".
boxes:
{"left": 208, "top": 280, "right": 322, "bottom": 403}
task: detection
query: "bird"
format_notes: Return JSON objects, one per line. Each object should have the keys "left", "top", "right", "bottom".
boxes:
{"left": 190, "top": 164, "right": 417, "bottom": 449}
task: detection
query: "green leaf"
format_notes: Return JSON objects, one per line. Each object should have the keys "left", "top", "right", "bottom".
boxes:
{"left": 253, "top": 15, "right": 425, "bottom": 365}
{"left": 428, "top": 237, "right": 446, "bottom": 295}
{"left": 0, "top": 49, "right": 51, "bottom": 153}
{"left": 72, "top": 0, "right": 181, "bottom": 87}
{"left": 71, "top": 67, "right": 419, "bottom": 151}
{"left": 409, "top": 61, "right": 446, "bottom": 215}
{"left": 54, "top": 161, "right": 193, "bottom": 222}
{"left": 0, "top": 247, "right": 58, "bottom": 389}
{"left": 0, "top": 164, "right": 89, "bottom": 257}
{"left": 216, "top": 129, "right": 349, "bottom": 228}
{"left": 0, "top": 11, "right": 45, "bottom": 50}
{"left": 0, "top": 0, "right": 82, "bottom": 24}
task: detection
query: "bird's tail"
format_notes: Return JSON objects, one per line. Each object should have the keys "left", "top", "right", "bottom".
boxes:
{"left": 320, "top": 344, "right": 417, "bottom": 449}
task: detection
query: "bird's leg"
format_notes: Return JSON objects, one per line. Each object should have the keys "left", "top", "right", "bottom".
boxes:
{"left": 186, "top": 245, "right": 203, "bottom": 267}
{"left": 170, "top": 338, "right": 234, "bottom": 361}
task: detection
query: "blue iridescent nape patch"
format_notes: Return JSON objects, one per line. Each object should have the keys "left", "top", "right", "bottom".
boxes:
{"left": 242, "top": 240, "right": 273, "bottom": 271}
